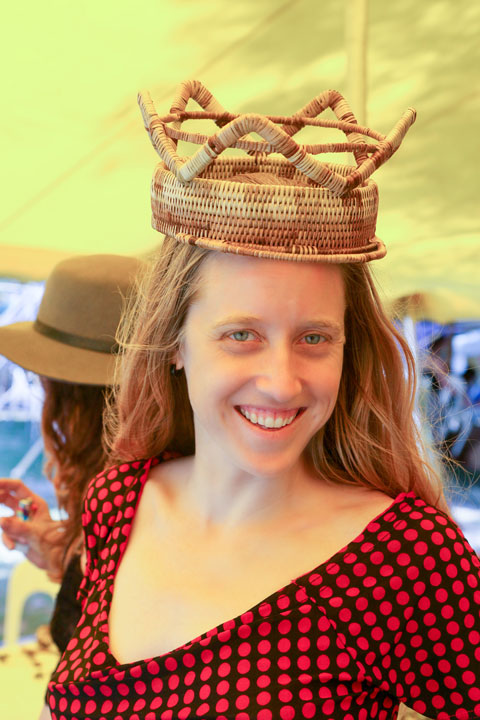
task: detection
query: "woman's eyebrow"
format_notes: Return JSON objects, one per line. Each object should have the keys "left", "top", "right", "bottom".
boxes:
{"left": 211, "top": 316, "right": 344, "bottom": 334}
{"left": 302, "top": 319, "right": 345, "bottom": 334}
{"left": 211, "top": 316, "right": 261, "bottom": 330}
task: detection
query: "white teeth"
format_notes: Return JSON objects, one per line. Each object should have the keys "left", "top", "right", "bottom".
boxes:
{"left": 239, "top": 408, "right": 298, "bottom": 429}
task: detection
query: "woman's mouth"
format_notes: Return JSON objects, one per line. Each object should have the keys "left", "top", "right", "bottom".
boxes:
{"left": 235, "top": 405, "right": 305, "bottom": 431}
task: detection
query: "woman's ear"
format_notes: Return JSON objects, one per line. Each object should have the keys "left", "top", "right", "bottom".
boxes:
{"left": 170, "top": 351, "right": 184, "bottom": 378}
{"left": 173, "top": 344, "right": 184, "bottom": 371}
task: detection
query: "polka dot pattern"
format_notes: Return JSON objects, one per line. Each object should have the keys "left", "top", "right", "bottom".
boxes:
{"left": 47, "top": 457, "right": 480, "bottom": 719}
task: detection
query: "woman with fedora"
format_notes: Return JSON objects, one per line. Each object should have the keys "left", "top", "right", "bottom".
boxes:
{"left": 0, "top": 253, "right": 142, "bottom": 653}
{"left": 43, "top": 82, "right": 480, "bottom": 719}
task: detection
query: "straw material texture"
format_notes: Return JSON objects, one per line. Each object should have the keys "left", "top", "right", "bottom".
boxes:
{"left": 138, "top": 80, "right": 416, "bottom": 263}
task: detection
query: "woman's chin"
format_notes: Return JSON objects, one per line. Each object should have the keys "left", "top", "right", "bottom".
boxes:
{"left": 229, "top": 446, "right": 305, "bottom": 480}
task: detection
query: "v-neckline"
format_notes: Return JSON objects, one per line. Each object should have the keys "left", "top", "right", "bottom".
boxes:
{"left": 100, "top": 456, "right": 410, "bottom": 669}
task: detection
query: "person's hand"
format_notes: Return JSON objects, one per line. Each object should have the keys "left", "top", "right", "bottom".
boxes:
{"left": 0, "top": 478, "right": 63, "bottom": 578}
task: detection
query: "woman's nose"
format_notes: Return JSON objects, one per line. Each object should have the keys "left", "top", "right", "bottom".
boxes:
{"left": 254, "top": 348, "right": 302, "bottom": 402}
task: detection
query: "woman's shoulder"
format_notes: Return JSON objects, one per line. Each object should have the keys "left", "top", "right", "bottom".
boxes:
{"left": 79, "top": 457, "right": 165, "bottom": 581}
{"left": 365, "top": 490, "right": 480, "bottom": 568}
{"left": 83, "top": 451, "right": 182, "bottom": 506}
{"left": 300, "top": 489, "right": 479, "bottom": 612}
{"left": 83, "top": 457, "right": 154, "bottom": 509}
{"left": 82, "top": 452, "right": 183, "bottom": 532}
{"left": 81, "top": 455, "right": 166, "bottom": 552}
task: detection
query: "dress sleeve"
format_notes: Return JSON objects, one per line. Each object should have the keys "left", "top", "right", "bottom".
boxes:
{"left": 76, "top": 457, "right": 155, "bottom": 608}
{"left": 297, "top": 494, "right": 480, "bottom": 720}
{"left": 388, "top": 505, "right": 480, "bottom": 719}
{"left": 76, "top": 465, "right": 118, "bottom": 608}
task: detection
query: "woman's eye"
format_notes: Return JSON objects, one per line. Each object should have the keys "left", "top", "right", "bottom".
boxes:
{"left": 302, "top": 334, "right": 326, "bottom": 345}
{"left": 229, "top": 331, "right": 255, "bottom": 342}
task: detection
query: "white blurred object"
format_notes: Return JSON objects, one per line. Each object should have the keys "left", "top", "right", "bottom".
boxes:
{"left": 0, "top": 278, "right": 45, "bottom": 422}
{"left": 450, "top": 504, "right": 480, "bottom": 554}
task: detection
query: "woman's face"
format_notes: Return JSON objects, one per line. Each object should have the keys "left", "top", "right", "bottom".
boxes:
{"left": 177, "top": 252, "right": 346, "bottom": 477}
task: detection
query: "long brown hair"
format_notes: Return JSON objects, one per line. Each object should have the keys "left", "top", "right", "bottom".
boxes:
{"left": 41, "top": 377, "right": 107, "bottom": 575}
{"left": 307, "top": 264, "right": 449, "bottom": 507}
{"left": 105, "top": 236, "right": 452, "bottom": 515}
{"left": 105, "top": 173, "right": 452, "bottom": 514}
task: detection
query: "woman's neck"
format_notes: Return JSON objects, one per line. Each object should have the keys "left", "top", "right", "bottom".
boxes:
{"left": 172, "top": 446, "right": 319, "bottom": 535}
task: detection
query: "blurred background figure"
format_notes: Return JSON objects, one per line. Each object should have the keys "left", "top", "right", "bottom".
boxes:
{"left": 421, "top": 330, "right": 480, "bottom": 475}
{"left": 0, "top": 254, "right": 142, "bottom": 652}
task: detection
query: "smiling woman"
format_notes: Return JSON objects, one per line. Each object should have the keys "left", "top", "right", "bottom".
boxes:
{"left": 43, "top": 81, "right": 480, "bottom": 720}
{"left": 107, "top": 232, "right": 442, "bottom": 512}
{"left": 173, "top": 253, "right": 346, "bottom": 480}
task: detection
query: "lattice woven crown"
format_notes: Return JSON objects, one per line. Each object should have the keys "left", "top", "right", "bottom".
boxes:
{"left": 138, "top": 80, "right": 416, "bottom": 263}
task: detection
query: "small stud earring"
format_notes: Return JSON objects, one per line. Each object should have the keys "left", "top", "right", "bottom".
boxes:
{"left": 170, "top": 364, "right": 182, "bottom": 377}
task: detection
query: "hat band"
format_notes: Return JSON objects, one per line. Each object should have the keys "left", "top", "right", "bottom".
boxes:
{"left": 34, "top": 319, "right": 119, "bottom": 354}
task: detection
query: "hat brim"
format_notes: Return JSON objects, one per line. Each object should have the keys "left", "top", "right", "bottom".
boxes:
{"left": 0, "top": 322, "right": 116, "bottom": 386}
{"left": 157, "top": 225, "right": 386, "bottom": 264}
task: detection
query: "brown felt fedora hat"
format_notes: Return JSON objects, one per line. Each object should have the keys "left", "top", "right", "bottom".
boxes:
{"left": 0, "top": 254, "right": 143, "bottom": 386}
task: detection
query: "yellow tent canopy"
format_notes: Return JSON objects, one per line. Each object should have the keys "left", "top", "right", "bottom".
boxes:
{"left": 1, "top": 0, "right": 478, "bottom": 321}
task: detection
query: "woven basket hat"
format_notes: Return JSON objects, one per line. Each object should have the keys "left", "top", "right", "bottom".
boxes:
{"left": 138, "top": 80, "right": 416, "bottom": 263}
{"left": 0, "top": 254, "right": 143, "bottom": 386}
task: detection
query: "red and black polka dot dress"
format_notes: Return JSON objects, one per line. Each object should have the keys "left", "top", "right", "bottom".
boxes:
{"left": 47, "top": 456, "right": 480, "bottom": 719}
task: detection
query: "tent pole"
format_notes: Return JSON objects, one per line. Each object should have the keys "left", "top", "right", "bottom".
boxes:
{"left": 345, "top": 0, "right": 368, "bottom": 126}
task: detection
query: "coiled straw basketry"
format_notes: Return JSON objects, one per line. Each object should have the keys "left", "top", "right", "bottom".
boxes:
{"left": 138, "top": 80, "right": 416, "bottom": 263}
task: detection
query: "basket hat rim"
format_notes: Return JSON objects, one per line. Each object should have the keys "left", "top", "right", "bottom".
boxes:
{"left": 153, "top": 223, "right": 386, "bottom": 264}
{"left": 150, "top": 157, "right": 383, "bottom": 263}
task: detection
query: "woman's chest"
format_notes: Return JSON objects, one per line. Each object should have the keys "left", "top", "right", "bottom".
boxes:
{"left": 106, "top": 496, "right": 393, "bottom": 665}
{"left": 107, "top": 526, "right": 320, "bottom": 664}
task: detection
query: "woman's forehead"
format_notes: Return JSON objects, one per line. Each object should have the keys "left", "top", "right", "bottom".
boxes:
{"left": 200, "top": 251, "right": 344, "bottom": 287}
{"left": 192, "top": 252, "right": 345, "bottom": 320}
